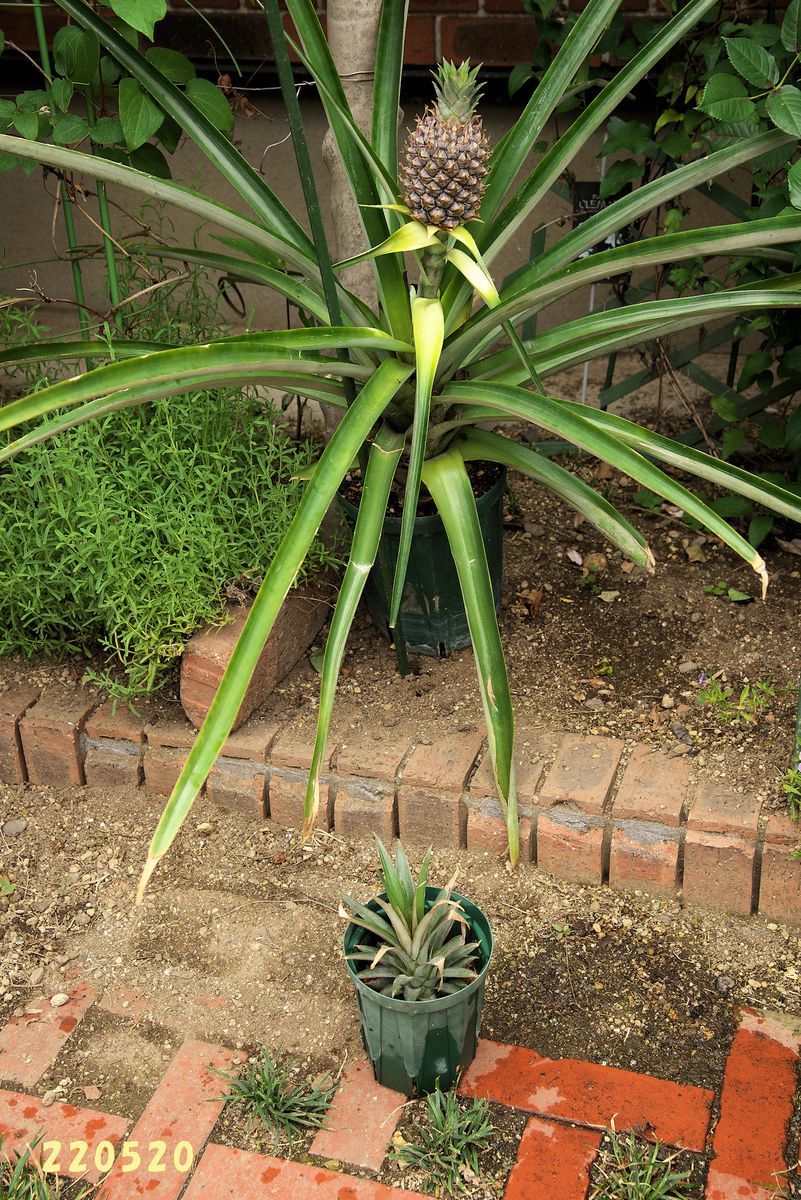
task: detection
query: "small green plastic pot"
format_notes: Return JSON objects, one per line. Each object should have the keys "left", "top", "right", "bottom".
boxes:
{"left": 343, "top": 887, "right": 493, "bottom": 1097}
{"left": 339, "top": 466, "right": 506, "bottom": 657}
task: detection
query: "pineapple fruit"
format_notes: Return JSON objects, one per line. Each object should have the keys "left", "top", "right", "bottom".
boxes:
{"left": 399, "top": 60, "right": 490, "bottom": 232}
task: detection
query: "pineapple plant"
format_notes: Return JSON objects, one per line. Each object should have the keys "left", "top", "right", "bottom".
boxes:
{"left": 399, "top": 60, "right": 490, "bottom": 231}
{"left": 342, "top": 840, "right": 481, "bottom": 1001}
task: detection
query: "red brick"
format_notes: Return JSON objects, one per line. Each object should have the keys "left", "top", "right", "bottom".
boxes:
{"left": 397, "top": 785, "right": 462, "bottom": 848}
{"left": 268, "top": 770, "right": 330, "bottom": 830}
{"left": 403, "top": 14, "right": 436, "bottom": 64}
{"left": 535, "top": 810, "right": 604, "bottom": 884}
{"left": 612, "top": 745, "right": 689, "bottom": 826}
{"left": 143, "top": 746, "right": 191, "bottom": 796}
{"left": 410, "top": 0, "right": 474, "bottom": 10}
{"left": 100, "top": 1040, "right": 244, "bottom": 1200}
{"left": 402, "top": 730, "right": 483, "bottom": 792}
{"left": 270, "top": 725, "right": 315, "bottom": 770}
{"left": 171, "top": 0, "right": 241, "bottom": 8}
{"left": 310, "top": 1057, "right": 401, "bottom": 1170}
{"left": 763, "top": 811, "right": 800, "bottom": 845}
{"left": 483, "top": 0, "right": 527, "bottom": 9}
{"left": 182, "top": 1144, "right": 429, "bottom": 1199}
{"left": 687, "top": 779, "right": 761, "bottom": 837}
{"left": 683, "top": 830, "right": 755, "bottom": 916}
{"left": 0, "top": 980, "right": 97, "bottom": 1087}
{"left": 337, "top": 731, "right": 411, "bottom": 784}
{"left": 145, "top": 711, "right": 197, "bottom": 749}
{"left": 505, "top": 1116, "right": 602, "bottom": 1200}
{"left": 609, "top": 822, "right": 679, "bottom": 896}
{"left": 84, "top": 741, "right": 143, "bottom": 788}
{"left": 220, "top": 719, "right": 280, "bottom": 762}
{"left": 706, "top": 1011, "right": 801, "bottom": 1199}
{"left": 459, "top": 1039, "right": 713, "bottom": 1150}
{"left": 0, "top": 1091, "right": 128, "bottom": 1182}
{"left": 468, "top": 731, "right": 552, "bottom": 803}
{"left": 758, "top": 843, "right": 801, "bottom": 925}
{"left": 0, "top": 686, "right": 40, "bottom": 783}
{"left": 466, "top": 806, "right": 533, "bottom": 861}
{"left": 440, "top": 16, "right": 536, "bottom": 66}
{"left": 18, "top": 687, "right": 98, "bottom": 786}
{"left": 85, "top": 700, "right": 146, "bottom": 743}
{"left": 539, "top": 734, "right": 624, "bottom": 814}
{"left": 334, "top": 781, "right": 395, "bottom": 842}
{"left": 206, "top": 758, "right": 266, "bottom": 816}
{"left": 180, "top": 587, "right": 330, "bottom": 732}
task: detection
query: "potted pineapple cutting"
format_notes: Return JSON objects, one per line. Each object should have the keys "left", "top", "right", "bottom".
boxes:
{"left": 342, "top": 840, "right": 493, "bottom": 1097}
{"left": 4, "top": 0, "right": 801, "bottom": 896}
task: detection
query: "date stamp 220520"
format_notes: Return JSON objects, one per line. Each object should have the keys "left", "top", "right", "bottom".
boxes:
{"left": 40, "top": 1139, "right": 195, "bottom": 1176}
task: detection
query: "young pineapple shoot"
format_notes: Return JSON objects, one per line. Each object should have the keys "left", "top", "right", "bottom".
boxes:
{"left": 343, "top": 840, "right": 481, "bottom": 1002}
{"left": 400, "top": 60, "right": 489, "bottom": 234}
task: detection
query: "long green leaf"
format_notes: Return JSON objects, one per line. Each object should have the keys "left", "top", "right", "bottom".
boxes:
{"left": 286, "top": 0, "right": 412, "bottom": 342}
{"left": 390, "top": 296, "right": 444, "bottom": 628}
{"left": 0, "top": 330, "right": 406, "bottom": 434}
{"left": 421, "top": 449, "right": 519, "bottom": 865}
{"left": 0, "top": 339, "right": 166, "bottom": 368}
{"left": 372, "top": 0, "right": 408, "bottom": 179}
{"left": 469, "top": 286, "right": 801, "bottom": 382}
{"left": 529, "top": 131, "right": 792, "bottom": 281}
{"left": 303, "top": 425, "right": 405, "bottom": 836}
{"left": 55, "top": 0, "right": 313, "bottom": 257}
{"left": 556, "top": 398, "right": 801, "bottom": 527}
{"left": 443, "top": 214, "right": 801, "bottom": 371}
{"left": 0, "top": 374, "right": 349, "bottom": 464}
{"left": 442, "top": 381, "right": 769, "bottom": 593}
{"left": 482, "top": 0, "right": 718, "bottom": 258}
{"left": 137, "top": 357, "right": 413, "bottom": 900}
{"left": 481, "top": 0, "right": 623, "bottom": 226}
{"left": 0, "top": 134, "right": 326, "bottom": 284}
{"left": 458, "top": 428, "right": 655, "bottom": 570}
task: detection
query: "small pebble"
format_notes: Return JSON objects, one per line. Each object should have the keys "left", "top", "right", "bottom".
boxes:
{"left": 50, "top": 993, "right": 69, "bottom": 1008}
{"left": 2, "top": 818, "right": 27, "bottom": 838}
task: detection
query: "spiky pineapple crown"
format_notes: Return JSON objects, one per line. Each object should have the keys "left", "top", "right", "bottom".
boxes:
{"left": 432, "top": 59, "right": 484, "bottom": 125}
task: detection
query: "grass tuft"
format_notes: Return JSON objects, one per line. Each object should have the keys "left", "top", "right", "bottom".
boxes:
{"left": 390, "top": 1088, "right": 494, "bottom": 1197}
{"left": 217, "top": 1050, "right": 335, "bottom": 1150}
{"left": 589, "top": 1125, "right": 694, "bottom": 1200}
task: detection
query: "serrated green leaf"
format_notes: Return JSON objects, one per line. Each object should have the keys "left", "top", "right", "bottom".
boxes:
{"left": 53, "top": 26, "right": 99, "bottom": 84}
{"left": 129, "top": 142, "right": 171, "bottom": 178}
{"left": 145, "top": 46, "right": 195, "bottom": 84}
{"left": 12, "top": 111, "right": 39, "bottom": 140}
{"left": 156, "top": 113, "right": 182, "bottom": 155}
{"left": 781, "top": 0, "right": 801, "bottom": 52}
{"left": 508, "top": 63, "right": 533, "bottom": 97}
{"left": 91, "top": 115, "right": 124, "bottom": 146}
{"left": 185, "top": 77, "right": 233, "bottom": 133}
{"left": 0, "top": 877, "right": 15, "bottom": 896}
{"left": 52, "top": 113, "right": 90, "bottom": 145}
{"left": 721, "top": 428, "right": 745, "bottom": 460}
{"left": 0, "top": 100, "right": 14, "bottom": 133}
{"left": 119, "top": 77, "right": 164, "bottom": 150}
{"left": 748, "top": 514, "right": 774, "bottom": 547}
{"left": 599, "top": 158, "right": 644, "bottom": 199}
{"left": 727, "top": 587, "right": 752, "bottom": 602}
{"left": 711, "top": 394, "right": 740, "bottom": 422}
{"left": 724, "top": 37, "right": 779, "bottom": 88}
{"left": 766, "top": 86, "right": 801, "bottom": 136}
{"left": 51, "top": 78, "right": 74, "bottom": 112}
{"left": 599, "top": 117, "right": 651, "bottom": 156}
{"left": 698, "top": 74, "right": 754, "bottom": 123}
{"left": 108, "top": 0, "right": 166, "bottom": 39}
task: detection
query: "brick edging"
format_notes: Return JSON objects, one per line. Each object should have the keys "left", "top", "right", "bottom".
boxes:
{"left": 1, "top": 685, "right": 799, "bottom": 925}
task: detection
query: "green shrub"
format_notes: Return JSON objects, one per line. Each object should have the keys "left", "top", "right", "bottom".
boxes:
{"left": 0, "top": 257, "right": 338, "bottom": 699}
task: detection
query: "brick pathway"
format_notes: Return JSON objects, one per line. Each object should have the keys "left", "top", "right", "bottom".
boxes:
{"left": 0, "top": 983, "right": 798, "bottom": 1197}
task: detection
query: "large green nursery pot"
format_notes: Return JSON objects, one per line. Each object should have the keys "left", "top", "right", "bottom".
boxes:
{"left": 341, "top": 469, "right": 506, "bottom": 657}
{"left": 344, "top": 887, "right": 494, "bottom": 1096}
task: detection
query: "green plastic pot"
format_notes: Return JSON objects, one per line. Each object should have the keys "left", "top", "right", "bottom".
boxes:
{"left": 343, "top": 887, "right": 493, "bottom": 1097}
{"left": 339, "top": 466, "right": 506, "bottom": 657}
